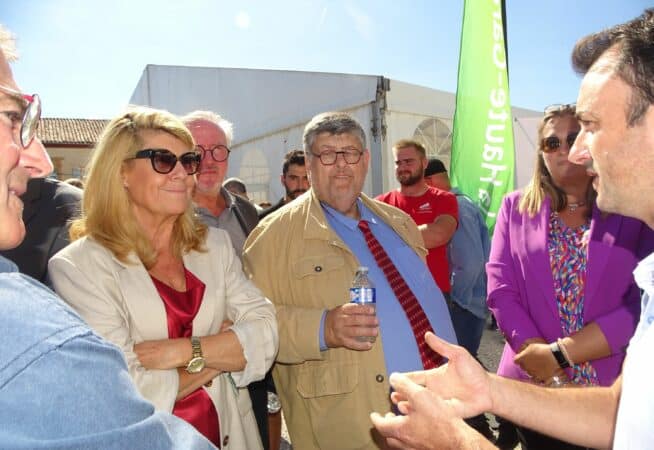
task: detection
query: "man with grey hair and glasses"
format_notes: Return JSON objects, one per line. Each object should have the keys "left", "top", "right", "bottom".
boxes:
{"left": 371, "top": 9, "right": 654, "bottom": 449}
{"left": 243, "top": 111, "right": 456, "bottom": 450}
{"left": 0, "top": 24, "right": 214, "bottom": 449}
{"left": 182, "top": 111, "right": 259, "bottom": 256}
{"left": 181, "top": 110, "right": 275, "bottom": 449}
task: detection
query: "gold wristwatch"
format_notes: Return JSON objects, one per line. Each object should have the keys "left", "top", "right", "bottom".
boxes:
{"left": 186, "top": 336, "right": 205, "bottom": 374}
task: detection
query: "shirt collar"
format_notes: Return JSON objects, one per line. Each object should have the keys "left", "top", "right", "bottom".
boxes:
{"left": 321, "top": 197, "right": 379, "bottom": 231}
{"left": 634, "top": 251, "right": 654, "bottom": 292}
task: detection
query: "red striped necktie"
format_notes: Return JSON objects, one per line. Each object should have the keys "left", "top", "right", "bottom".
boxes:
{"left": 357, "top": 220, "right": 442, "bottom": 369}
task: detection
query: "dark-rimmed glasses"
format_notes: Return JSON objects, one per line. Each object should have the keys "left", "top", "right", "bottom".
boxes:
{"left": 542, "top": 132, "right": 579, "bottom": 153}
{"left": 0, "top": 83, "right": 41, "bottom": 148}
{"left": 128, "top": 149, "right": 201, "bottom": 175}
{"left": 311, "top": 148, "right": 363, "bottom": 165}
{"left": 195, "top": 144, "right": 230, "bottom": 162}
{"left": 544, "top": 103, "right": 576, "bottom": 115}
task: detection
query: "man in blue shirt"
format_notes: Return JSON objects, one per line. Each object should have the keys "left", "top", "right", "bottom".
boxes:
{"left": 424, "top": 158, "right": 490, "bottom": 357}
{"left": 243, "top": 111, "right": 456, "bottom": 450}
{"left": 0, "top": 25, "right": 213, "bottom": 449}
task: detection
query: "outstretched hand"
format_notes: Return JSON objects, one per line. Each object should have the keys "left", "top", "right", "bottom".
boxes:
{"left": 391, "top": 332, "right": 493, "bottom": 419}
{"left": 371, "top": 370, "right": 495, "bottom": 449}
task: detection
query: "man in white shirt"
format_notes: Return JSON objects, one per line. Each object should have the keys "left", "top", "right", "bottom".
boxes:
{"left": 371, "top": 8, "right": 654, "bottom": 449}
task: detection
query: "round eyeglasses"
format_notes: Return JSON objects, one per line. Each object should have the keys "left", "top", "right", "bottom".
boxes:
{"left": 128, "top": 149, "right": 201, "bottom": 175}
{"left": 310, "top": 148, "right": 363, "bottom": 165}
{"left": 195, "top": 144, "right": 230, "bottom": 162}
{"left": 0, "top": 84, "right": 42, "bottom": 148}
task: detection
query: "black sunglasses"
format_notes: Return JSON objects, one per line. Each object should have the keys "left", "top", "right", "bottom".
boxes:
{"left": 541, "top": 132, "right": 579, "bottom": 153}
{"left": 129, "top": 149, "right": 201, "bottom": 175}
{"left": 544, "top": 103, "right": 576, "bottom": 115}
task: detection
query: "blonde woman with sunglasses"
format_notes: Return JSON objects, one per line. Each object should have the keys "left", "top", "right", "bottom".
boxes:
{"left": 487, "top": 104, "right": 654, "bottom": 450}
{"left": 49, "top": 106, "right": 277, "bottom": 450}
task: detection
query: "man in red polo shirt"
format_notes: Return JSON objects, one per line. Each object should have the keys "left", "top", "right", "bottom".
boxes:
{"left": 377, "top": 139, "right": 458, "bottom": 297}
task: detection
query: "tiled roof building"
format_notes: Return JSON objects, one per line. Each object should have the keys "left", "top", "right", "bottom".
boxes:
{"left": 38, "top": 118, "right": 109, "bottom": 146}
{"left": 38, "top": 118, "right": 109, "bottom": 179}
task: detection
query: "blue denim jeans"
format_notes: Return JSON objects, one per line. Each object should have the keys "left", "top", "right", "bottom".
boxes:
{"left": 446, "top": 298, "right": 486, "bottom": 356}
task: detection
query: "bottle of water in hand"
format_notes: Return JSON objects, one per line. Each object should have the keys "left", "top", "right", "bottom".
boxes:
{"left": 350, "top": 266, "right": 376, "bottom": 343}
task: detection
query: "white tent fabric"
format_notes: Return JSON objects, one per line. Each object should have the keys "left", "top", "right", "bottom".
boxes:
{"left": 129, "top": 65, "right": 541, "bottom": 202}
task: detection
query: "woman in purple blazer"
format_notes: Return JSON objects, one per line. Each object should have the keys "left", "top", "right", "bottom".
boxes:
{"left": 487, "top": 104, "right": 654, "bottom": 450}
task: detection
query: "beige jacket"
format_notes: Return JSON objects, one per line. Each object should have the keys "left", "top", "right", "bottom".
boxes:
{"left": 243, "top": 190, "right": 426, "bottom": 450}
{"left": 49, "top": 227, "right": 278, "bottom": 450}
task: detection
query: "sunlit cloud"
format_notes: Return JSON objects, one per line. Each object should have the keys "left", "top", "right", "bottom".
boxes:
{"left": 235, "top": 11, "right": 251, "bottom": 29}
{"left": 344, "top": 3, "right": 374, "bottom": 41}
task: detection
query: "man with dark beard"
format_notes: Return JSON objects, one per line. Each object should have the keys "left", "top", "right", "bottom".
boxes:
{"left": 260, "top": 149, "right": 309, "bottom": 219}
{"left": 377, "top": 140, "right": 458, "bottom": 297}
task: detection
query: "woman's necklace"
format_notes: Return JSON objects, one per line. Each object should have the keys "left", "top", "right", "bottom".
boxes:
{"left": 568, "top": 201, "right": 586, "bottom": 212}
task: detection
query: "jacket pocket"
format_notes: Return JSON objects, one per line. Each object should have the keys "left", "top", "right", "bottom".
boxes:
{"left": 296, "top": 361, "right": 372, "bottom": 449}
{"left": 293, "top": 255, "right": 345, "bottom": 280}
{"left": 296, "top": 360, "right": 358, "bottom": 398}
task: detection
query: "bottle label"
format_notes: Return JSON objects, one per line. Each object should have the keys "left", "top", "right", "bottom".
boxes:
{"left": 350, "top": 287, "right": 376, "bottom": 305}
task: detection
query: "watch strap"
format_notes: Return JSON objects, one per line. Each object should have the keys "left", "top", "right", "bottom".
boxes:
{"left": 550, "top": 341, "right": 570, "bottom": 369}
{"left": 191, "top": 336, "right": 203, "bottom": 358}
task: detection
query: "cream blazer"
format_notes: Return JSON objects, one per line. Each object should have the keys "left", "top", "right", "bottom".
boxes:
{"left": 49, "top": 227, "right": 278, "bottom": 450}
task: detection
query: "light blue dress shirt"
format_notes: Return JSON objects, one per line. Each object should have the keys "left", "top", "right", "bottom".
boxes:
{"left": 449, "top": 189, "right": 491, "bottom": 319}
{"left": 0, "top": 256, "right": 215, "bottom": 449}
{"left": 321, "top": 199, "right": 456, "bottom": 376}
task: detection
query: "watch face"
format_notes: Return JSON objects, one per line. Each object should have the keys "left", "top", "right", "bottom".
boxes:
{"left": 186, "top": 357, "right": 205, "bottom": 374}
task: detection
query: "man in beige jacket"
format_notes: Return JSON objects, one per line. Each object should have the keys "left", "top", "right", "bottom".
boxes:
{"left": 243, "top": 111, "right": 456, "bottom": 450}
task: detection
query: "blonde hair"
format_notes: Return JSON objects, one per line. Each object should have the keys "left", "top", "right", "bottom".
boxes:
{"left": 518, "top": 106, "right": 594, "bottom": 217}
{"left": 0, "top": 24, "right": 18, "bottom": 62}
{"left": 392, "top": 139, "right": 427, "bottom": 158}
{"left": 70, "top": 106, "right": 207, "bottom": 268}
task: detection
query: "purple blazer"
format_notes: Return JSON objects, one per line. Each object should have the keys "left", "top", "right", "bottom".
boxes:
{"left": 487, "top": 191, "right": 654, "bottom": 386}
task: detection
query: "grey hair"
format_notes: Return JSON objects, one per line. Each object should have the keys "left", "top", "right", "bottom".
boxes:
{"left": 180, "top": 110, "right": 234, "bottom": 146}
{"left": 0, "top": 24, "right": 18, "bottom": 62}
{"left": 302, "top": 111, "right": 367, "bottom": 156}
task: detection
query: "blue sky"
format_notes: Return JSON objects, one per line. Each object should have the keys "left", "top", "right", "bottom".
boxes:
{"left": 2, "top": 0, "right": 651, "bottom": 119}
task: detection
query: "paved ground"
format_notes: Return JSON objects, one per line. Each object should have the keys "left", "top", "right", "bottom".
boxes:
{"left": 276, "top": 319, "right": 510, "bottom": 450}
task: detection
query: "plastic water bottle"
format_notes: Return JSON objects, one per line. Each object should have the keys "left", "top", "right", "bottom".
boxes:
{"left": 350, "top": 266, "right": 376, "bottom": 342}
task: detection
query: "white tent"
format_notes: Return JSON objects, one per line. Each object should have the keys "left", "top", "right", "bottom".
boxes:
{"left": 129, "top": 65, "right": 540, "bottom": 204}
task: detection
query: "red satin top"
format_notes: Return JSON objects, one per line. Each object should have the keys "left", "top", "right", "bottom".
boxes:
{"left": 151, "top": 269, "right": 220, "bottom": 447}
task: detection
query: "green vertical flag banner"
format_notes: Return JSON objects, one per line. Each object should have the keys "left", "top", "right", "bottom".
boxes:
{"left": 450, "top": 0, "right": 515, "bottom": 233}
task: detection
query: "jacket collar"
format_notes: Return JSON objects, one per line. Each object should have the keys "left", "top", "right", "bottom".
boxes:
{"left": 523, "top": 198, "right": 620, "bottom": 316}
{"left": 21, "top": 177, "right": 46, "bottom": 224}
{"left": 103, "top": 240, "right": 216, "bottom": 340}
{"left": 301, "top": 188, "right": 419, "bottom": 250}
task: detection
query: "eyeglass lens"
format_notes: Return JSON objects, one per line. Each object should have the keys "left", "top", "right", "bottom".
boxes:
{"left": 21, "top": 94, "right": 41, "bottom": 148}
{"left": 196, "top": 144, "right": 230, "bottom": 162}
{"left": 543, "top": 132, "right": 579, "bottom": 153}
{"left": 314, "top": 149, "right": 363, "bottom": 165}
{"left": 0, "top": 84, "right": 41, "bottom": 148}
{"left": 155, "top": 152, "right": 200, "bottom": 175}
{"left": 135, "top": 149, "right": 200, "bottom": 175}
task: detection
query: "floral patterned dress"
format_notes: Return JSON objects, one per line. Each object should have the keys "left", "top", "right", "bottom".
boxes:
{"left": 548, "top": 211, "right": 599, "bottom": 386}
